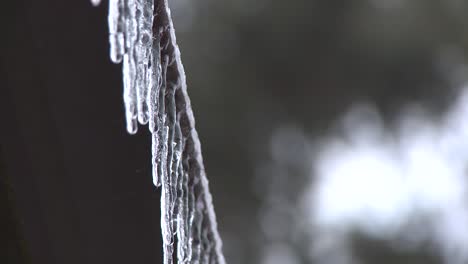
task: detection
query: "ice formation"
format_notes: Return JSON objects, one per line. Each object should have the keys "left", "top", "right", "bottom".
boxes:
{"left": 96, "top": 0, "right": 226, "bottom": 263}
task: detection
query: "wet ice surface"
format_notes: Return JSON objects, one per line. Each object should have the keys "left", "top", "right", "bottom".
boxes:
{"left": 96, "top": 0, "right": 226, "bottom": 263}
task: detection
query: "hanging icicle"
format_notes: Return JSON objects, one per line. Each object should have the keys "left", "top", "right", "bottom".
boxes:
{"left": 95, "top": 0, "right": 226, "bottom": 263}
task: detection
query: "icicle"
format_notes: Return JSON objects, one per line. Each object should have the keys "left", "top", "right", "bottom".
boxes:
{"left": 157, "top": 52, "right": 175, "bottom": 264}
{"left": 108, "top": 0, "right": 125, "bottom": 63}
{"left": 135, "top": 0, "right": 153, "bottom": 124}
{"left": 96, "top": 0, "right": 227, "bottom": 262}
{"left": 148, "top": 36, "right": 161, "bottom": 134}
{"left": 149, "top": 40, "right": 162, "bottom": 187}
{"left": 174, "top": 122, "right": 188, "bottom": 262}
{"left": 122, "top": 51, "right": 138, "bottom": 134}
{"left": 160, "top": 123, "right": 174, "bottom": 264}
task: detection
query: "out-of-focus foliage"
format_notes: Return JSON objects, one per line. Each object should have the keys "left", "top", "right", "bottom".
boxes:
{"left": 171, "top": 0, "right": 468, "bottom": 263}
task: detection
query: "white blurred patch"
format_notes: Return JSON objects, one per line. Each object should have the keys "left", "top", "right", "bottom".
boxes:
{"left": 303, "top": 87, "right": 468, "bottom": 263}
{"left": 90, "top": 0, "right": 101, "bottom": 7}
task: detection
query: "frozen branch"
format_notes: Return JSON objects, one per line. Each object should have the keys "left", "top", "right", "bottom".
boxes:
{"left": 98, "top": 0, "right": 226, "bottom": 263}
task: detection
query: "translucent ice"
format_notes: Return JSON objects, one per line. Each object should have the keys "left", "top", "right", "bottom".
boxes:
{"left": 96, "top": 0, "right": 226, "bottom": 263}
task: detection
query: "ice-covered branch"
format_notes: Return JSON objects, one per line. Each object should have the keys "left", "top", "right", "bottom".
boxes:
{"left": 96, "top": 0, "right": 226, "bottom": 263}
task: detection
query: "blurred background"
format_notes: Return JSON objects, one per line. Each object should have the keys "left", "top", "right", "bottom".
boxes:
{"left": 2, "top": 0, "right": 468, "bottom": 263}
